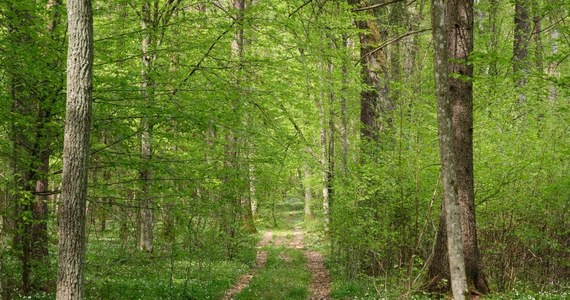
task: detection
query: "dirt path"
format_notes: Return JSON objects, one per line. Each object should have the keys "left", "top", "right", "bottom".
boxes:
{"left": 221, "top": 231, "right": 272, "bottom": 300}
{"left": 290, "top": 226, "right": 304, "bottom": 249}
{"left": 222, "top": 226, "right": 331, "bottom": 300}
{"left": 306, "top": 250, "right": 331, "bottom": 300}
{"left": 293, "top": 226, "right": 331, "bottom": 300}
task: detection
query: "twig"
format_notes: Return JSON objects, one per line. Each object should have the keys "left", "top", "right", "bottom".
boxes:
{"left": 356, "top": 28, "right": 431, "bottom": 66}
{"left": 177, "top": 22, "right": 236, "bottom": 87}
{"left": 352, "top": 0, "right": 403, "bottom": 12}
{"left": 289, "top": 0, "right": 313, "bottom": 18}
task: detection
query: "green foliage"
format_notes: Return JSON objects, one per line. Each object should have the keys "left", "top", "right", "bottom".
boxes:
{"left": 0, "top": 0, "right": 568, "bottom": 297}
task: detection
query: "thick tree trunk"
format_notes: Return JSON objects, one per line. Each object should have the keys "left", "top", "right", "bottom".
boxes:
{"left": 448, "top": 0, "right": 489, "bottom": 294}
{"left": 56, "top": 0, "right": 93, "bottom": 298}
{"left": 430, "top": 1, "right": 468, "bottom": 299}
{"left": 513, "top": 0, "right": 531, "bottom": 104}
{"left": 349, "top": 0, "right": 392, "bottom": 141}
{"left": 426, "top": 0, "right": 489, "bottom": 296}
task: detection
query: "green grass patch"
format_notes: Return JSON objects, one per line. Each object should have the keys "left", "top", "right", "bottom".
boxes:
{"left": 235, "top": 247, "right": 310, "bottom": 300}
{"left": 80, "top": 236, "right": 254, "bottom": 300}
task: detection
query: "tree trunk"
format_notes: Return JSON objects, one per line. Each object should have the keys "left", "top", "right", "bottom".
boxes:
{"left": 513, "top": 0, "right": 531, "bottom": 104}
{"left": 349, "top": 0, "right": 392, "bottom": 141}
{"left": 139, "top": 0, "right": 154, "bottom": 253}
{"left": 249, "top": 164, "right": 258, "bottom": 217}
{"left": 547, "top": 27, "right": 558, "bottom": 101}
{"left": 426, "top": 0, "right": 489, "bottom": 296}
{"left": 304, "top": 167, "right": 312, "bottom": 218}
{"left": 56, "top": 0, "right": 93, "bottom": 298}
{"left": 429, "top": 0, "right": 468, "bottom": 298}
{"left": 448, "top": 0, "right": 489, "bottom": 294}
{"left": 317, "top": 74, "right": 330, "bottom": 232}
{"left": 232, "top": 0, "right": 257, "bottom": 234}
{"left": 6, "top": 0, "right": 62, "bottom": 291}
{"left": 327, "top": 61, "right": 335, "bottom": 231}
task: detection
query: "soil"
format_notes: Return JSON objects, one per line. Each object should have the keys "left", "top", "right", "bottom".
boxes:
{"left": 306, "top": 250, "right": 331, "bottom": 300}
{"left": 222, "top": 225, "right": 331, "bottom": 300}
{"left": 221, "top": 231, "right": 272, "bottom": 300}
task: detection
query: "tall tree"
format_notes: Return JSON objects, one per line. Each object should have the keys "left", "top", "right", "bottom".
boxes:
{"left": 448, "top": 0, "right": 489, "bottom": 294}
{"left": 234, "top": 0, "right": 257, "bottom": 234}
{"left": 430, "top": 0, "right": 468, "bottom": 298}
{"left": 139, "top": 0, "right": 154, "bottom": 253}
{"left": 56, "top": 0, "right": 94, "bottom": 298}
{"left": 4, "top": 0, "right": 64, "bottom": 292}
{"left": 137, "top": 0, "right": 183, "bottom": 253}
{"left": 426, "top": 0, "right": 489, "bottom": 295}
{"left": 513, "top": 0, "right": 531, "bottom": 103}
{"left": 349, "top": 0, "right": 392, "bottom": 141}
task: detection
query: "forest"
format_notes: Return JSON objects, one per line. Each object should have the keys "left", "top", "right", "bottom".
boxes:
{"left": 0, "top": 0, "right": 568, "bottom": 299}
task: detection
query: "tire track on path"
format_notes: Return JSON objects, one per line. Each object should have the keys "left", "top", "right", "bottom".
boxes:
{"left": 221, "top": 231, "right": 273, "bottom": 300}
{"left": 292, "top": 226, "right": 331, "bottom": 300}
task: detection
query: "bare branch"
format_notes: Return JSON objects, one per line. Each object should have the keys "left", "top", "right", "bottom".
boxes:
{"left": 356, "top": 28, "right": 430, "bottom": 66}
{"left": 352, "top": 0, "right": 403, "bottom": 12}
{"left": 289, "top": 0, "right": 313, "bottom": 18}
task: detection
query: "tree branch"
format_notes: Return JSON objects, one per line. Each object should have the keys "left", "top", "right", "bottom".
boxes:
{"left": 277, "top": 104, "right": 322, "bottom": 165}
{"left": 352, "top": 0, "right": 403, "bottom": 12}
{"left": 176, "top": 22, "right": 236, "bottom": 88}
{"left": 356, "top": 28, "right": 430, "bottom": 66}
{"left": 289, "top": 0, "right": 313, "bottom": 18}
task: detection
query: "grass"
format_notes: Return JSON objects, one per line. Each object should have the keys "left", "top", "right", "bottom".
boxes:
{"left": 235, "top": 247, "right": 310, "bottom": 300}
{"left": 329, "top": 272, "right": 570, "bottom": 300}
{"left": 81, "top": 235, "right": 255, "bottom": 300}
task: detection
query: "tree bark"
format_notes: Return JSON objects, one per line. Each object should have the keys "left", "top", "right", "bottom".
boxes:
{"left": 56, "top": 0, "right": 93, "bottom": 298}
{"left": 316, "top": 69, "right": 330, "bottom": 231}
{"left": 448, "top": 0, "right": 489, "bottom": 294}
{"left": 304, "top": 167, "right": 313, "bottom": 218}
{"left": 139, "top": 0, "right": 154, "bottom": 253}
{"left": 426, "top": 0, "right": 489, "bottom": 295}
{"left": 431, "top": 0, "right": 468, "bottom": 298}
{"left": 513, "top": 0, "right": 531, "bottom": 104}
{"left": 327, "top": 61, "right": 335, "bottom": 231}
{"left": 349, "top": 0, "right": 392, "bottom": 142}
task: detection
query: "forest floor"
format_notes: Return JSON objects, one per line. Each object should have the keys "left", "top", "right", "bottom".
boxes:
{"left": 222, "top": 209, "right": 331, "bottom": 300}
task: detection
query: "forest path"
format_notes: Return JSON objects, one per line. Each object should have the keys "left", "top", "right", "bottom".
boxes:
{"left": 297, "top": 225, "right": 331, "bottom": 300}
{"left": 222, "top": 222, "right": 331, "bottom": 300}
{"left": 221, "top": 231, "right": 273, "bottom": 300}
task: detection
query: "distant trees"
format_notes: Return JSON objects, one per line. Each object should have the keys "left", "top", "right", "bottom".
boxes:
{"left": 3, "top": 0, "right": 64, "bottom": 293}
